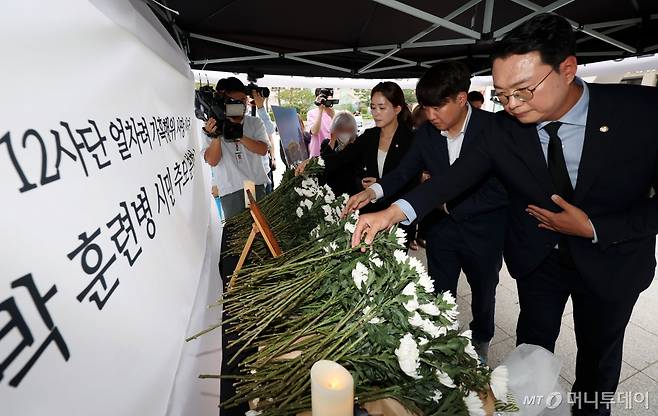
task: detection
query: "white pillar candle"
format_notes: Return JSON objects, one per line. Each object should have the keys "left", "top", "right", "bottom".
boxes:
{"left": 310, "top": 360, "right": 354, "bottom": 416}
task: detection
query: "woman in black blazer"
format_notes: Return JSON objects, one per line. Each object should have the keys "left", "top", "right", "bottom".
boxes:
{"left": 322, "top": 82, "right": 417, "bottom": 246}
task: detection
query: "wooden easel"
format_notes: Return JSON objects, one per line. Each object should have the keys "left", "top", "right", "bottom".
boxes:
{"left": 229, "top": 189, "right": 282, "bottom": 288}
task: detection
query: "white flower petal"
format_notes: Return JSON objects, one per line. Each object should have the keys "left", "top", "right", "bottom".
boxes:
{"left": 464, "top": 391, "right": 486, "bottom": 416}
{"left": 296, "top": 207, "right": 304, "bottom": 218}
{"left": 490, "top": 365, "right": 509, "bottom": 403}
{"left": 395, "top": 334, "right": 422, "bottom": 380}
{"left": 436, "top": 369, "right": 456, "bottom": 388}
{"left": 431, "top": 390, "right": 443, "bottom": 403}
{"left": 393, "top": 249, "right": 408, "bottom": 264}
{"left": 464, "top": 341, "right": 479, "bottom": 361}
{"left": 419, "top": 303, "right": 440, "bottom": 316}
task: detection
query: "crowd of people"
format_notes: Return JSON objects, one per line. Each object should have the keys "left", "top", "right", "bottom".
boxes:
{"left": 202, "top": 12, "right": 658, "bottom": 416}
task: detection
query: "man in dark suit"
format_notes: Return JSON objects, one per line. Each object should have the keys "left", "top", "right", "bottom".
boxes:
{"left": 348, "top": 14, "right": 658, "bottom": 416}
{"left": 348, "top": 62, "right": 508, "bottom": 363}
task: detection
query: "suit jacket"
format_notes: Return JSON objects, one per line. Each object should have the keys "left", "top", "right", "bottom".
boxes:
{"left": 324, "top": 124, "right": 416, "bottom": 213}
{"left": 403, "top": 83, "right": 658, "bottom": 300}
{"left": 380, "top": 107, "right": 508, "bottom": 230}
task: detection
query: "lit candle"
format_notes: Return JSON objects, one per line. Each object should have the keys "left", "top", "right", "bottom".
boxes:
{"left": 310, "top": 360, "right": 354, "bottom": 416}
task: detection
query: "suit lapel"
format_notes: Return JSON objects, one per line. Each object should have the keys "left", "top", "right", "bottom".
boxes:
{"left": 365, "top": 128, "right": 380, "bottom": 177}
{"left": 573, "top": 85, "right": 616, "bottom": 204}
{"left": 383, "top": 127, "right": 405, "bottom": 174}
{"left": 461, "top": 108, "right": 482, "bottom": 151}
{"left": 508, "top": 118, "right": 555, "bottom": 196}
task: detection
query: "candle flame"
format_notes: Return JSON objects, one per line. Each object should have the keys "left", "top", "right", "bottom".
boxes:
{"left": 328, "top": 379, "right": 342, "bottom": 389}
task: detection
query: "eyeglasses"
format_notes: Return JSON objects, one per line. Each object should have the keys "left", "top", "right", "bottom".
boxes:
{"left": 494, "top": 69, "right": 553, "bottom": 105}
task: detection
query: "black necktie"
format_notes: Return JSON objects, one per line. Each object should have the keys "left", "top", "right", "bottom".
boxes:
{"left": 544, "top": 122, "right": 576, "bottom": 265}
{"left": 544, "top": 122, "right": 573, "bottom": 201}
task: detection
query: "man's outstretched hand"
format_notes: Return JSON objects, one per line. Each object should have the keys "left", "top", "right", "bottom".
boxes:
{"left": 351, "top": 205, "right": 407, "bottom": 249}
{"left": 342, "top": 188, "right": 375, "bottom": 217}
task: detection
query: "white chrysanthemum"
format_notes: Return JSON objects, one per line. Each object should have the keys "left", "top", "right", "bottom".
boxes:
{"left": 431, "top": 390, "right": 443, "bottom": 403}
{"left": 325, "top": 214, "right": 335, "bottom": 223}
{"left": 403, "top": 296, "right": 419, "bottom": 312}
{"left": 393, "top": 249, "right": 407, "bottom": 264}
{"left": 436, "top": 369, "right": 456, "bottom": 388}
{"left": 334, "top": 206, "right": 342, "bottom": 217}
{"left": 402, "top": 282, "right": 417, "bottom": 296}
{"left": 294, "top": 187, "right": 303, "bottom": 196}
{"left": 395, "top": 333, "right": 422, "bottom": 380}
{"left": 394, "top": 227, "right": 407, "bottom": 246}
{"left": 318, "top": 156, "right": 325, "bottom": 166}
{"left": 351, "top": 261, "right": 369, "bottom": 289}
{"left": 301, "top": 178, "right": 313, "bottom": 188}
{"left": 302, "top": 199, "right": 313, "bottom": 209}
{"left": 310, "top": 226, "right": 320, "bottom": 238}
{"left": 464, "top": 391, "right": 485, "bottom": 416}
{"left": 490, "top": 365, "right": 509, "bottom": 403}
{"left": 422, "top": 319, "right": 447, "bottom": 338}
{"left": 245, "top": 411, "right": 262, "bottom": 416}
{"left": 369, "top": 253, "right": 383, "bottom": 268}
{"left": 460, "top": 330, "right": 472, "bottom": 339}
{"left": 324, "top": 194, "right": 335, "bottom": 204}
{"left": 445, "top": 308, "right": 459, "bottom": 321}
{"left": 344, "top": 222, "right": 356, "bottom": 234}
{"left": 322, "top": 205, "right": 332, "bottom": 215}
{"left": 408, "top": 311, "right": 424, "bottom": 327}
{"left": 323, "top": 241, "right": 338, "bottom": 253}
{"left": 296, "top": 207, "right": 304, "bottom": 218}
{"left": 419, "top": 337, "right": 429, "bottom": 346}
{"left": 417, "top": 272, "right": 435, "bottom": 294}
{"left": 419, "top": 303, "right": 440, "bottom": 316}
{"left": 450, "top": 320, "right": 460, "bottom": 331}
{"left": 464, "top": 341, "right": 479, "bottom": 361}
{"left": 303, "top": 189, "right": 315, "bottom": 198}
{"left": 442, "top": 291, "right": 457, "bottom": 306}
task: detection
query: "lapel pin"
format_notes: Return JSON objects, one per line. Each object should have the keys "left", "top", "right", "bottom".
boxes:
{"left": 599, "top": 125, "right": 609, "bottom": 133}
{"left": 395, "top": 144, "right": 399, "bottom": 148}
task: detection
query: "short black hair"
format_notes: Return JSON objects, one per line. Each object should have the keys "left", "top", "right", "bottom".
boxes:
{"left": 491, "top": 13, "right": 576, "bottom": 71}
{"left": 415, "top": 61, "right": 471, "bottom": 107}
{"left": 221, "top": 77, "right": 246, "bottom": 94}
{"left": 467, "top": 91, "right": 484, "bottom": 103}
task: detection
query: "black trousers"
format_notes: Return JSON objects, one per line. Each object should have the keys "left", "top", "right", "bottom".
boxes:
{"left": 425, "top": 220, "right": 503, "bottom": 343}
{"left": 516, "top": 250, "right": 639, "bottom": 416}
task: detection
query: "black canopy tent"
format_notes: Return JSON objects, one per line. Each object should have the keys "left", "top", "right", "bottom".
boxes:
{"left": 151, "top": 0, "right": 658, "bottom": 79}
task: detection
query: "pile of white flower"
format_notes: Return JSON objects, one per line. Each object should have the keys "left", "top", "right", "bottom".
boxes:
{"left": 216, "top": 157, "right": 516, "bottom": 415}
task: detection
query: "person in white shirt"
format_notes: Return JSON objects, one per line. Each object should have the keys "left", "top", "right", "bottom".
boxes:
{"left": 202, "top": 77, "right": 270, "bottom": 220}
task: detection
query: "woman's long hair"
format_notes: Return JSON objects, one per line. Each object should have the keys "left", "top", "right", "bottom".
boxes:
{"left": 370, "top": 81, "right": 413, "bottom": 130}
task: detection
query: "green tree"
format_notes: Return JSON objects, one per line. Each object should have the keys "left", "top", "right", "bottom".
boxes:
{"left": 277, "top": 88, "right": 316, "bottom": 118}
{"left": 403, "top": 89, "right": 417, "bottom": 106}
{"left": 353, "top": 88, "right": 371, "bottom": 114}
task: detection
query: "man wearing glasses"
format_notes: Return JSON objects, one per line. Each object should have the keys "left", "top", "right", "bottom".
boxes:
{"left": 347, "top": 13, "right": 658, "bottom": 416}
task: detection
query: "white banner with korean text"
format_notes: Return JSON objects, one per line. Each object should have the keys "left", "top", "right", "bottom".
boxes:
{"left": 1, "top": 1, "right": 220, "bottom": 415}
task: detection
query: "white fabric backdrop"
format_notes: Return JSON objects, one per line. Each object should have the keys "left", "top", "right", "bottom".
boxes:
{"left": 1, "top": 1, "right": 220, "bottom": 415}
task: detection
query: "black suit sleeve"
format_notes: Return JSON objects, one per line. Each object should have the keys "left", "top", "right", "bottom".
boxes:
{"left": 591, "top": 172, "right": 658, "bottom": 249}
{"left": 403, "top": 132, "right": 495, "bottom": 221}
{"left": 447, "top": 176, "right": 508, "bottom": 218}
{"left": 379, "top": 129, "right": 425, "bottom": 198}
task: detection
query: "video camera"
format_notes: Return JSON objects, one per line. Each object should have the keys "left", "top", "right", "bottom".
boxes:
{"left": 245, "top": 70, "right": 270, "bottom": 98}
{"left": 314, "top": 87, "right": 339, "bottom": 108}
{"left": 194, "top": 84, "right": 245, "bottom": 142}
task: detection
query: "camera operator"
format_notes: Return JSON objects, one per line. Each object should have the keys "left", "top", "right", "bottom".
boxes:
{"left": 202, "top": 77, "right": 270, "bottom": 220}
{"left": 249, "top": 89, "right": 278, "bottom": 193}
{"left": 306, "top": 87, "right": 336, "bottom": 157}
